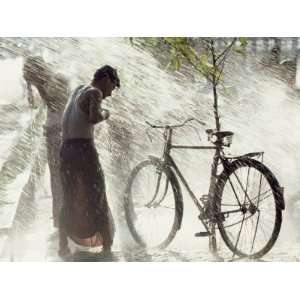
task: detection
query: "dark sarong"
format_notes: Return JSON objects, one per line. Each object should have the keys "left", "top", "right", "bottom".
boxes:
{"left": 60, "top": 139, "right": 114, "bottom": 246}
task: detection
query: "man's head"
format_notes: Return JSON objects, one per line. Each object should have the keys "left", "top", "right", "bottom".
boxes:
{"left": 92, "top": 65, "right": 120, "bottom": 98}
{"left": 23, "top": 56, "right": 51, "bottom": 86}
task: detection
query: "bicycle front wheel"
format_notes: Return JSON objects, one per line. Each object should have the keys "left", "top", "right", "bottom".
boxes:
{"left": 124, "top": 159, "right": 182, "bottom": 249}
{"left": 215, "top": 158, "right": 283, "bottom": 259}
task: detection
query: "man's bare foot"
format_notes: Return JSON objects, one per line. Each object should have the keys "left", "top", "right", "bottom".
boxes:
{"left": 58, "top": 247, "right": 71, "bottom": 260}
{"left": 101, "top": 251, "right": 117, "bottom": 261}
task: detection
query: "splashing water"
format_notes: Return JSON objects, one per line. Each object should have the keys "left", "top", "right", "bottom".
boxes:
{"left": 0, "top": 38, "right": 299, "bottom": 261}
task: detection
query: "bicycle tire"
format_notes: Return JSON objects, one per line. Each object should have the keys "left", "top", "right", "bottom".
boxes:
{"left": 124, "top": 159, "right": 183, "bottom": 249}
{"left": 215, "top": 158, "right": 283, "bottom": 259}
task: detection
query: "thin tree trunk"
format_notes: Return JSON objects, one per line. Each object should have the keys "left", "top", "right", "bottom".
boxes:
{"left": 208, "top": 42, "right": 221, "bottom": 254}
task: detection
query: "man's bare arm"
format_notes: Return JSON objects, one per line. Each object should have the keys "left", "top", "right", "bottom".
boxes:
{"left": 79, "top": 88, "right": 109, "bottom": 124}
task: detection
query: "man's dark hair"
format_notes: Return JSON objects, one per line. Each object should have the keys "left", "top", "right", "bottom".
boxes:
{"left": 93, "top": 65, "right": 120, "bottom": 87}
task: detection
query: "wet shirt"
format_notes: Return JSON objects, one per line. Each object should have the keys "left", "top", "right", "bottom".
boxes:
{"left": 62, "top": 85, "right": 95, "bottom": 140}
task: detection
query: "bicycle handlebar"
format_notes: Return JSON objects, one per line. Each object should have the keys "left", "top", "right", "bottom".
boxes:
{"left": 145, "top": 118, "right": 206, "bottom": 129}
{"left": 145, "top": 118, "right": 233, "bottom": 147}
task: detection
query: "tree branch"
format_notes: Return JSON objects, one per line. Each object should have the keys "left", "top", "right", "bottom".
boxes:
{"left": 163, "top": 38, "right": 214, "bottom": 82}
{"left": 215, "top": 39, "right": 237, "bottom": 85}
{"left": 216, "top": 38, "right": 237, "bottom": 62}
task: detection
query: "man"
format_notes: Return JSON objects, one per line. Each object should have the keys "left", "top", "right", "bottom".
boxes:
{"left": 23, "top": 56, "right": 69, "bottom": 229}
{"left": 59, "top": 65, "right": 120, "bottom": 258}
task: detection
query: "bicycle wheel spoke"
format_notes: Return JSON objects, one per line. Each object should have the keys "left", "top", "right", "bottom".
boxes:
{"left": 250, "top": 171, "right": 264, "bottom": 253}
{"left": 247, "top": 189, "right": 272, "bottom": 204}
{"left": 217, "top": 159, "right": 282, "bottom": 258}
{"left": 232, "top": 214, "right": 246, "bottom": 259}
{"left": 251, "top": 211, "right": 260, "bottom": 252}
{"left": 259, "top": 218, "right": 275, "bottom": 229}
{"left": 223, "top": 188, "right": 272, "bottom": 209}
{"left": 258, "top": 221, "right": 270, "bottom": 244}
{"left": 227, "top": 175, "right": 243, "bottom": 207}
{"left": 250, "top": 209, "right": 255, "bottom": 241}
{"left": 223, "top": 213, "right": 256, "bottom": 228}
{"left": 232, "top": 171, "right": 252, "bottom": 204}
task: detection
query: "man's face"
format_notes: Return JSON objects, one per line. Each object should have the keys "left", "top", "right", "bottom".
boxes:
{"left": 103, "top": 76, "right": 117, "bottom": 98}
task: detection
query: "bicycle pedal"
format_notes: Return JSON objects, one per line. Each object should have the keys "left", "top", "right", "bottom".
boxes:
{"left": 195, "top": 231, "right": 211, "bottom": 237}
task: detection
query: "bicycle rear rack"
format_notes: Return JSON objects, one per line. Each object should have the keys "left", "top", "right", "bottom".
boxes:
{"left": 224, "top": 151, "right": 264, "bottom": 160}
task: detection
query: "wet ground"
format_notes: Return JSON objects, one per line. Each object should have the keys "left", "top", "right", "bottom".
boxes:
{"left": 0, "top": 187, "right": 298, "bottom": 262}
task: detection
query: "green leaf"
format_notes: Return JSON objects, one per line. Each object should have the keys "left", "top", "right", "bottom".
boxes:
{"left": 179, "top": 45, "right": 198, "bottom": 63}
{"left": 175, "top": 37, "right": 188, "bottom": 45}
{"left": 199, "top": 54, "right": 208, "bottom": 66}
{"left": 144, "top": 37, "right": 160, "bottom": 47}
{"left": 164, "top": 37, "right": 176, "bottom": 46}
{"left": 239, "top": 37, "right": 248, "bottom": 47}
{"left": 169, "top": 55, "right": 181, "bottom": 70}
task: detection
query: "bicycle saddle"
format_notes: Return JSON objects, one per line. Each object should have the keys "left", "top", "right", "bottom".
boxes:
{"left": 206, "top": 129, "right": 234, "bottom": 138}
{"left": 214, "top": 131, "right": 234, "bottom": 139}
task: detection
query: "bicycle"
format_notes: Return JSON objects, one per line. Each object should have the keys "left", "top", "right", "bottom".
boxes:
{"left": 123, "top": 118, "right": 285, "bottom": 259}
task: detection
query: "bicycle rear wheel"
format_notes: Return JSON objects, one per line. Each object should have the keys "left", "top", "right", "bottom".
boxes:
{"left": 215, "top": 158, "right": 283, "bottom": 259}
{"left": 124, "top": 159, "right": 182, "bottom": 249}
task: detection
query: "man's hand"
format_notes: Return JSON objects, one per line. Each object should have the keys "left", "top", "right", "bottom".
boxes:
{"left": 86, "top": 88, "right": 104, "bottom": 124}
{"left": 101, "top": 109, "right": 110, "bottom": 120}
{"left": 78, "top": 87, "right": 109, "bottom": 124}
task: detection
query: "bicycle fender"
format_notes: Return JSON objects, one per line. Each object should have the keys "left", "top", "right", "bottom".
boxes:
{"left": 148, "top": 155, "right": 184, "bottom": 229}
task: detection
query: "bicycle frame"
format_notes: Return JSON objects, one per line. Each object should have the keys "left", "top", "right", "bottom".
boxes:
{"left": 157, "top": 127, "right": 222, "bottom": 232}
{"left": 148, "top": 121, "right": 272, "bottom": 234}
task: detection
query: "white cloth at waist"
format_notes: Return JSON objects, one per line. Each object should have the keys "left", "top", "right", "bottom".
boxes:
{"left": 67, "top": 237, "right": 103, "bottom": 254}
